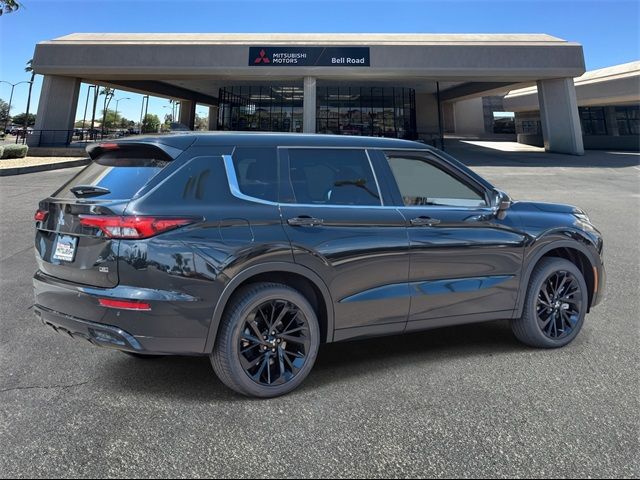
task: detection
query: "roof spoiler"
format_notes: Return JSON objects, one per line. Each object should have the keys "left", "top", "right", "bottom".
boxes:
{"left": 86, "top": 138, "right": 193, "bottom": 161}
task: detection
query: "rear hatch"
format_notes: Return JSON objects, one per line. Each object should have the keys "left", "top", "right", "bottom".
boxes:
{"left": 35, "top": 143, "right": 180, "bottom": 288}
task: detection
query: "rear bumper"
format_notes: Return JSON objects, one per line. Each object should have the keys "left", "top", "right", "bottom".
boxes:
{"left": 33, "top": 270, "right": 210, "bottom": 355}
{"left": 35, "top": 305, "right": 144, "bottom": 352}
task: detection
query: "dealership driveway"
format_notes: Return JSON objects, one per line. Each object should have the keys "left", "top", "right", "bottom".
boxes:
{"left": 1, "top": 144, "right": 638, "bottom": 478}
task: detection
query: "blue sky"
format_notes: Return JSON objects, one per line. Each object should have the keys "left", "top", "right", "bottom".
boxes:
{"left": 1, "top": 0, "right": 638, "bottom": 123}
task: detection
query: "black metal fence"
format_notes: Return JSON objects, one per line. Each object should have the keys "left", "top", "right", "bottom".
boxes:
{"left": 14, "top": 129, "right": 141, "bottom": 147}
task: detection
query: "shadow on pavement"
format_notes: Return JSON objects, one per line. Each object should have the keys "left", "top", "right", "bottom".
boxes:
{"left": 99, "top": 319, "right": 523, "bottom": 401}
{"left": 444, "top": 140, "right": 640, "bottom": 168}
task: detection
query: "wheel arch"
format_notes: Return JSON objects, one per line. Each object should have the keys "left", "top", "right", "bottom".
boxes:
{"left": 204, "top": 262, "right": 335, "bottom": 353}
{"left": 516, "top": 236, "right": 599, "bottom": 318}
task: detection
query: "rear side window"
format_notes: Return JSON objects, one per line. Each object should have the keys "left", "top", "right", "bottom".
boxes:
{"left": 54, "top": 146, "right": 172, "bottom": 200}
{"left": 286, "top": 149, "right": 381, "bottom": 206}
{"left": 232, "top": 147, "right": 278, "bottom": 202}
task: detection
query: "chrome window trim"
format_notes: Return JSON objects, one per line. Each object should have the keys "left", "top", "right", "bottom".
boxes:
{"left": 222, "top": 152, "right": 494, "bottom": 213}
{"left": 365, "top": 149, "right": 384, "bottom": 206}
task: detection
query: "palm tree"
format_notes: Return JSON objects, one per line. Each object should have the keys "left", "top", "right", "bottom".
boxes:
{"left": 99, "top": 87, "right": 115, "bottom": 135}
{"left": 0, "top": 0, "right": 20, "bottom": 15}
{"left": 23, "top": 59, "right": 35, "bottom": 134}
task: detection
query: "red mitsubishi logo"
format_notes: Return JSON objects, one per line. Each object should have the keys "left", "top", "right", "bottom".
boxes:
{"left": 254, "top": 49, "right": 270, "bottom": 64}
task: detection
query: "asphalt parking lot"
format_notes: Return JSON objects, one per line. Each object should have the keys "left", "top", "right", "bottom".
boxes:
{"left": 1, "top": 143, "right": 638, "bottom": 478}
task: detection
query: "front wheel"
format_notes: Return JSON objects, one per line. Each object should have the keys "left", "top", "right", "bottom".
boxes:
{"left": 511, "top": 257, "right": 588, "bottom": 348}
{"left": 211, "top": 282, "right": 320, "bottom": 398}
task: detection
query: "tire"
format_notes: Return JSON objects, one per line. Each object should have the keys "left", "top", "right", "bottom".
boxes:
{"left": 211, "top": 282, "right": 321, "bottom": 398}
{"left": 121, "top": 352, "right": 164, "bottom": 359}
{"left": 511, "top": 257, "right": 588, "bottom": 348}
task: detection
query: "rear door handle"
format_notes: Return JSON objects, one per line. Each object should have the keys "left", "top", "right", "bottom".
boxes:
{"left": 410, "top": 216, "right": 441, "bottom": 227}
{"left": 287, "top": 216, "right": 324, "bottom": 227}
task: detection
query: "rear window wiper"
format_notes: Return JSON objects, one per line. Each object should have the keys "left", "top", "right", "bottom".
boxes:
{"left": 70, "top": 185, "right": 111, "bottom": 197}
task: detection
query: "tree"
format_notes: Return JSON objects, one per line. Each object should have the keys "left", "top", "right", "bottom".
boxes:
{"left": 100, "top": 109, "right": 122, "bottom": 129}
{"left": 0, "top": 99, "right": 9, "bottom": 125}
{"left": 195, "top": 113, "right": 209, "bottom": 131}
{"left": 99, "top": 87, "right": 115, "bottom": 133}
{"left": 23, "top": 59, "right": 36, "bottom": 131}
{"left": 11, "top": 112, "right": 36, "bottom": 127}
{"left": 142, "top": 113, "right": 160, "bottom": 133}
{"left": 0, "top": 0, "right": 20, "bottom": 15}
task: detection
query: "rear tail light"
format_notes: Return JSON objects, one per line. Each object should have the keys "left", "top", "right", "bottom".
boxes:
{"left": 34, "top": 209, "right": 48, "bottom": 222}
{"left": 98, "top": 298, "right": 151, "bottom": 311}
{"left": 79, "top": 215, "right": 196, "bottom": 239}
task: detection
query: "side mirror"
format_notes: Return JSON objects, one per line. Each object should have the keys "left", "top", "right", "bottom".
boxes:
{"left": 492, "top": 190, "right": 512, "bottom": 220}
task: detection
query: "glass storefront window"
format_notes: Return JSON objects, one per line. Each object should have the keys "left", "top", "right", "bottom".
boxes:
{"left": 218, "top": 86, "right": 304, "bottom": 132}
{"left": 616, "top": 106, "right": 639, "bottom": 136}
{"left": 316, "top": 86, "right": 416, "bottom": 139}
{"left": 218, "top": 85, "right": 417, "bottom": 138}
{"left": 579, "top": 107, "right": 607, "bottom": 135}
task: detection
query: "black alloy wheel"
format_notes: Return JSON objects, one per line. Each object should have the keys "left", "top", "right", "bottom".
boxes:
{"left": 511, "top": 257, "right": 588, "bottom": 348}
{"left": 211, "top": 282, "right": 320, "bottom": 398}
{"left": 238, "top": 299, "right": 311, "bottom": 386}
{"left": 536, "top": 270, "right": 584, "bottom": 340}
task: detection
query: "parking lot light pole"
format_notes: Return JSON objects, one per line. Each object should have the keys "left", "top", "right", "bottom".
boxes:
{"left": 114, "top": 97, "right": 131, "bottom": 131}
{"left": 81, "top": 85, "right": 96, "bottom": 133}
{"left": 1, "top": 80, "right": 32, "bottom": 134}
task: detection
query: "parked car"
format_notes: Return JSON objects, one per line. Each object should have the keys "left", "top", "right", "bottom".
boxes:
{"left": 33, "top": 133, "right": 605, "bottom": 397}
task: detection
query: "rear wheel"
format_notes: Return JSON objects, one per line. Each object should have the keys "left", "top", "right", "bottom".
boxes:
{"left": 211, "top": 282, "right": 320, "bottom": 398}
{"left": 511, "top": 257, "right": 587, "bottom": 348}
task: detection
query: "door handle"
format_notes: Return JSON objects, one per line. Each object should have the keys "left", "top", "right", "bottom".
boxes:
{"left": 410, "top": 216, "right": 441, "bottom": 227}
{"left": 287, "top": 216, "right": 324, "bottom": 227}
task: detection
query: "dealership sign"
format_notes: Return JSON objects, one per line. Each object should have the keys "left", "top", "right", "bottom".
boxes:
{"left": 249, "top": 47, "right": 370, "bottom": 67}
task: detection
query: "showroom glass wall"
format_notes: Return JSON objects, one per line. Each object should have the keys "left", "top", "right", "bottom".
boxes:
{"left": 217, "top": 85, "right": 417, "bottom": 138}
{"left": 316, "top": 86, "right": 416, "bottom": 138}
{"left": 218, "top": 86, "right": 304, "bottom": 133}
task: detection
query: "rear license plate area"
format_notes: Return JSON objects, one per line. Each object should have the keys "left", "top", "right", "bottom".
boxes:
{"left": 53, "top": 235, "right": 78, "bottom": 262}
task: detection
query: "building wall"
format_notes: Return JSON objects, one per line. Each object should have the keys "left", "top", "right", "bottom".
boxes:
{"left": 453, "top": 97, "right": 485, "bottom": 135}
{"left": 515, "top": 104, "right": 640, "bottom": 151}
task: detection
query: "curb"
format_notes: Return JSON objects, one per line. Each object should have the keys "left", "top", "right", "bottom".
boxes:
{"left": 0, "top": 158, "right": 90, "bottom": 176}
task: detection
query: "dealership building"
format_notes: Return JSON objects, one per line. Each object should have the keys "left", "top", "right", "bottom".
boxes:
{"left": 504, "top": 61, "right": 640, "bottom": 151}
{"left": 31, "top": 33, "right": 590, "bottom": 154}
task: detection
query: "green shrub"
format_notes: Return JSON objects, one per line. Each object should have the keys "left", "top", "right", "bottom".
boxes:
{"left": 0, "top": 146, "right": 4, "bottom": 158}
{"left": 1, "top": 144, "right": 28, "bottom": 159}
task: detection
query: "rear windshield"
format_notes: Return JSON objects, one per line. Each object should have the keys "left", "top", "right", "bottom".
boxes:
{"left": 53, "top": 147, "right": 172, "bottom": 200}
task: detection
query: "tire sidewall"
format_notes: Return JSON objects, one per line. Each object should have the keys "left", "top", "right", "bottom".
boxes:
{"left": 524, "top": 258, "right": 588, "bottom": 348}
{"left": 223, "top": 286, "right": 320, "bottom": 398}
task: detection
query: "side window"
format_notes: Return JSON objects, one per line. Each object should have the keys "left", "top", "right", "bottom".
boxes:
{"left": 232, "top": 147, "right": 278, "bottom": 202}
{"left": 286, "top": 149, "right": 381, "bottom": 206}
{"left": 386, "top": 153, "right": 487, "bottom": 207}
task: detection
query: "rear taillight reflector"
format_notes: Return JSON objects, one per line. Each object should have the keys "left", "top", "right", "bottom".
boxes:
{"left": 34, "top": 209, "right": 48, "bottom": 222}
{"left": 98, "top": 298, "right": 151, "bottom": 311}
{"left": 79, "top": 215, "right": 196, "bottom": 239}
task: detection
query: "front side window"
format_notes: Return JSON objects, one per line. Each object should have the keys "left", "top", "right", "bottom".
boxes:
{"left": 386, "top": 154, "right": 487, "bottom": 208}
{"left": 232, "top": 147, "right": 278, "bottom": 201}
{"left": 286, "top": 149, "right": 380, "bottom": 206}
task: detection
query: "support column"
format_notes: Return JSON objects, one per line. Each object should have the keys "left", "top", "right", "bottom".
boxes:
{"left": 208, "top": 106, "right": 218, "bottom": 131}
{"left": 303, "top": 77, "right": 316, "bottom": 134}
{"left": 537, "top": 78, "right": 584, "bottom": 155}
{"left": 179, "top": 100, "right": 196, "bottom": 130}
{"left": 29, "top": 75, "right": 81, "bottom": 147}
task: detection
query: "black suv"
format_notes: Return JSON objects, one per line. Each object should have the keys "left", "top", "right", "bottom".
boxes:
{"left": 33, "top": 133, "right": 605, "bottom": 397}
